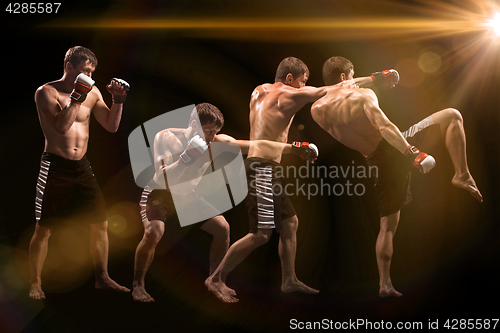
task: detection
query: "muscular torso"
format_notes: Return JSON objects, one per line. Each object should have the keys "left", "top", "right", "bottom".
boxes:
{"left": 36, "top": 81, "right": 99, "bottom": 160}
{"left": 312, "top": 86, "right": 383, "bottom": 157}
{"left": 248, "top": 83, "right": 296, "bottom": 162}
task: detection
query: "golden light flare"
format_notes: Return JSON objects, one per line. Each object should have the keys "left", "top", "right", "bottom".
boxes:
{"left": 484, "top": 12, "right": 500, "bottom": 35}
{"left": 38, "top": 0, "right": 500, "bottom": 101}
{"left": 418, "top": 52, "right": 442, "bottom": 74}
{"left": 38, "top": 0, "right": 497, "bottom": 42}
{"left": 108, "top": 214, "right": 128, "bottom": 235}
{"left": 396, "top": 58, "right": 426, "bottom": 88}
{"left": 40, "top": 17, "right": 486, "bottom": 42}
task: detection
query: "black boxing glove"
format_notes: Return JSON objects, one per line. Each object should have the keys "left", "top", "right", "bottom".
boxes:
{"left": 107, "top": 78, "right": 130, "bottom": 104}
{"left": 371, "top": 69, "right": 399, "bottom": 88}
{"left": 291, "top": 142, "right": 319, "bottom": 163}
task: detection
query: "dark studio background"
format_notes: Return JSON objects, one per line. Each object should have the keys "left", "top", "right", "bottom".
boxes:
{"left": 1, "top": 1, "right": 499, "bottom": 332}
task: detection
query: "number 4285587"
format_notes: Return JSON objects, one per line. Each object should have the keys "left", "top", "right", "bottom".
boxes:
{"left": 6, "top": 3, "right": 61, "bottom": 14}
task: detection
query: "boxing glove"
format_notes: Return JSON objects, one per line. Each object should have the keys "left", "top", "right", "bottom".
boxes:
{"left": 179, "top": 135, "right": 209, "bottom": 165}
{"left": 70, "top": 73, "right": 95, "bottom": 104}
{"left": 404, "top": 145, "right": 435, "bottom": 174}
{"left": 107, "top": 78, "right": 130, "bottom": 104}
{"left": 371, "top": 69, "right": 399, "bottom": 88}
{"left": 291, "top": 142, "right": 319, "bottom": 163}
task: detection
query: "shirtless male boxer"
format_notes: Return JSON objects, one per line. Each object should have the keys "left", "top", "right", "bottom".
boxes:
{"left": 311, "top": 56, "right": 483, "bottom": 297}
{"left": 132, "top": 103, "right": 317, "bottom": 302}
{"left": 29, "top": 46, "right": 130, "bottom": 299}
{"left": 205, "top": 57, "right": 326, "bottom": 303}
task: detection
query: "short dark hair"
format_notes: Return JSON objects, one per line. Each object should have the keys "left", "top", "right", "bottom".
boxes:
{"left": 322, "top": 56, "right": 354, "bottom": 85}
{"left": 275, "top": 57, "right": 309, "bottom": 83}
{"left": 64, "top": 46, "right": 98, "bottom": 72}
{"left": 189, "top": 103, "right": 224, "bottom": 128}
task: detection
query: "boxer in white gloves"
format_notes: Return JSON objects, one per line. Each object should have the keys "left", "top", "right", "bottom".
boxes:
{"left": 311, "top": 56, "right": 482, "bottom": 297}
{"left": 206, "top": 57, "right": 327, "bottom": 303}
{"left": 29, "top": 46, "right": 130, "bottom": 299}
{"left": 132, "top": 103, "right": 318, "bottom": 302}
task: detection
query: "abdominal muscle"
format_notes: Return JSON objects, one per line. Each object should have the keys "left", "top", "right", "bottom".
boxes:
{"left": 43, "top": 120, "right": 90, "bottom": 160}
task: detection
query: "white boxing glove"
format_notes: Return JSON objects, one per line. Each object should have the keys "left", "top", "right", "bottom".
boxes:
{"left": 70, "top": 73, "right": 95, "bottom": 104}
{"left": 179, "top": 135, "right": 209, "bottom": 165}
{"left": 405, "top": 145, "right": 436, "bottom": 174}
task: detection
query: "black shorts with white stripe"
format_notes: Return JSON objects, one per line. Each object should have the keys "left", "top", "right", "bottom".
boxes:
{"left": 35, "top": 152, "right": 108, "bottom": 227}
{"left": 244, "top": 157, "right": 296, "bottom": 234}
{"left": 139, "top": 186, "right": 176, "bottom": 223}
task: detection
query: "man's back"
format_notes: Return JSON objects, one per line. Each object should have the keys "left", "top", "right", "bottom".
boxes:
{"left": 248, "top": 83, "right": 298, "bottom": 162}
{"left": 248, "top": 79, "right": 325, "bottom": 162}
{"left": 312, "top": 86, "right": 383, "bottom": 157}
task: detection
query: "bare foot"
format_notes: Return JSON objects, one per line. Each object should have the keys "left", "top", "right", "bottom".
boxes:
{"left": 132, "top": 286, "right": 154, "bottom": 302}
{"left": 281, "top": 280, "right": 319, "bottom": 294}
{"left": 379, "top": 285, "right": 402, "bottom": 298}
{"left": 226, "top": 286, "right": 237, "bottom": 297}
{"left": 95, "top": 278, "right": 130, "bottom": 293}
{"left": 452, "top": 173, "right": 483, "bottom": 202}
{"left": 29, "top": 283, "right": 45, "bottom": 300}
{"left": 205, "top": 278, "right": 239, "bottom": 303}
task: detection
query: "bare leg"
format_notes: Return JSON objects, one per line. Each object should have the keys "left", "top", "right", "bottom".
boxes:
{"left": 29, "top": 223, "right": 52, "bottom": 299}
{"left": 376, "top": 211, "right": 402, "bottom": 297}
{"left": 430, "top": 108, "right": 482, "bottom": 202}
{"left": 279, "top": 216, "right": 318, "bottom": 294}
{"left": 199, "top": 216, "right": 235, "bottom": 296}
{"left": 90, "top": 221, "right": 130, "bottom": 293}
{"left": 132, "top": 219, "right": 164, "bottom": 302}
{"left": 199, "top": 216, "right": 230, "bottom": 275}
{"left": 205, "top": 229, "right": 272, "bottom": 303}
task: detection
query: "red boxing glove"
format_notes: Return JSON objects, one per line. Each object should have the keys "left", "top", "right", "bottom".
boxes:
{"left": 107, "top": 78, "right": 130, "bottom": 104}
{"left": 70, "top": 73, "right": 95, "bottom": 104}
{"left": 371, "top": 69, "right": 399, "bottom": 88}
{"left": 404, "top": 145, "right": 435, "bottom": 174}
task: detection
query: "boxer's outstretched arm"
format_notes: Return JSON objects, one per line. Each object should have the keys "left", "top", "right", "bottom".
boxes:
{"left": 279, "top": 86, "right": 328, "bottom": 116}
{"left": 363, "top": 90, "right": 409, "bottom": 154}
{"left": 214, "top": 135, "right": 318, "bottom": 163}
{"left": 214, "top": 134, "right": 288, "bottom": 154}
{"left": 353, "top": 76, "right": 374, "bottom": 88}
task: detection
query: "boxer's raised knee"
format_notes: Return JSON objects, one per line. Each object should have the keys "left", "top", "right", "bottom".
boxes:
{"left": 445, "top": 108, "right": 463, "bottom": 122}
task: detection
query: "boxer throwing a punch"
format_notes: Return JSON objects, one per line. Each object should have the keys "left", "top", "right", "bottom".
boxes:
{"left": 133, "top": 103, "right": 319, "bottom": 302}
{"left": 311, "top": 56, "right": 482, "bottom": 297}
{"left": 29, "top": 46, "right": 130, "bottom": 299}
{"left": 205, "top": 57, "right": 324, "bottom": 303}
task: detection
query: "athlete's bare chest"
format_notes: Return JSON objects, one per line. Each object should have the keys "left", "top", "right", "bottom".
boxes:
{"left": 56, "top": 92, "right": 94, "bottom": 122}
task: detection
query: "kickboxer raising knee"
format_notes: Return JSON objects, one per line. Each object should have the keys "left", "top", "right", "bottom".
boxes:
{"left": 311, "top": 56, "right": 482, "bottom": 297}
